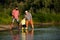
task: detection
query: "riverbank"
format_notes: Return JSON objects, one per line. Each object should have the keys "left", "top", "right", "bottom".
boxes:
{"left": 0, "top": 25, "right": 10, "bottom": 31}
{"left": 0, "top": 22, "right": 60, "bottom": 31}
{"left": 34, "top": 22, "right": 60, "bottom": 26}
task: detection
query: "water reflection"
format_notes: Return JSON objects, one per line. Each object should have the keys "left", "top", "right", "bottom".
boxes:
{"left": 0, "top": 27, "right": 60, "bottom": 40}
{"left": 22, "top": 29, "right": 34, "bottom": 40}
{"left": 10, "top": 29, "right": 34, "bottom": 40}
{"left": 10, "top": 30, "right": 20, "bottom": 40}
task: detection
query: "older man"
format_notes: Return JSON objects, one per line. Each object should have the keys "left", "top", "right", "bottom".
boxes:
{"left": 25, "top": 11, "right": 34, "bottom": 29}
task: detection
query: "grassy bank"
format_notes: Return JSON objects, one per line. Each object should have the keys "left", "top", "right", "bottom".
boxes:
{"left": 0, "top": 0, "right": 60, "bottom": 25}
{"left": 0, "top": 8, "right": 60, "bottom": 25}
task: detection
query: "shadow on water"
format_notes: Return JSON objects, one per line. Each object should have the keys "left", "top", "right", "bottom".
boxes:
{"left": 0, "top": 25, "right": 60, "bottom": 40}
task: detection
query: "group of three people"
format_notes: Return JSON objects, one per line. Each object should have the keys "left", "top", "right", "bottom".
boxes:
{"left": 11, "top": 7, "right": 34, "bottom": 29}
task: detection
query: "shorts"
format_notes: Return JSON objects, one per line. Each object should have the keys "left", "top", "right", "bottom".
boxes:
{"left": 22, "top": 25, "right": 26, "bottom": 27}
{"left": 12, "top": 18, "right": 19, "bottom": 23}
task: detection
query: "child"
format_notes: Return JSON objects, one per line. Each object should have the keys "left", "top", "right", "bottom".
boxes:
{"left": 20, "top": 18, "right": 26, "bottom": 29}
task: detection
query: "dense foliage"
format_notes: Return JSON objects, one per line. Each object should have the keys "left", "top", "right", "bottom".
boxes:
{"left": 0, "top": 0, "right": 60, "bottom": 24}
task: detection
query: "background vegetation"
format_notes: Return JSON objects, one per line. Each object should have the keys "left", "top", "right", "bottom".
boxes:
{"left": 0, "top": 0, "right": 60, "bottom": 24}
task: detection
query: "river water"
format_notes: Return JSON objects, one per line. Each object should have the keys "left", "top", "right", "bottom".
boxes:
{"left": 0, "top": 25, "right": 60, "bottom": 40}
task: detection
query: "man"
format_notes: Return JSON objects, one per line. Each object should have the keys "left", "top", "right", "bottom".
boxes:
{"left": 25, "top": 11, "right": 34, "bottom": 29}
{"left": 10, "top": 7, "right": 20, "bottom": 29}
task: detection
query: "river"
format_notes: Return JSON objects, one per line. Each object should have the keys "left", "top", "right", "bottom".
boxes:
{"left": 0, "top": 25, "right": 60, "bottom": 40}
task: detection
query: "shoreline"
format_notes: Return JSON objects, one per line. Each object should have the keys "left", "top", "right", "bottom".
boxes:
{"left": 0, "top": 22, "right": 60, "bottom": 31}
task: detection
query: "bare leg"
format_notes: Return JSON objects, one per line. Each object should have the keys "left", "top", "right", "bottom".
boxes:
{"left": 10, "top": 22, "right": 14, "bottom": 29}
{"left": 10, "top": 18, "right": 15, "bottom": 29}
{"left": 30, "top": 19, "right": 34, "bottom": 29}
{"left": 26, "top": 20, "right": 28, "bottom": 29}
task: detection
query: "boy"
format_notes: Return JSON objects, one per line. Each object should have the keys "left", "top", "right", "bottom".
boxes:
{"left": 10, "top": 6, "right": 20, "bottom": 29}
{"left": 20, "top": 18, "right": 26, "bottom": 29}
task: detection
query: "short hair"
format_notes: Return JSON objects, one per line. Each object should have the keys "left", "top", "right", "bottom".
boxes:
{"left": 25, "top": 10, "right": 28, "bottom": 13}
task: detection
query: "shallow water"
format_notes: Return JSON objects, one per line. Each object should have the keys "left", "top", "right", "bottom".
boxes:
{"left": 0, "top": 25, "right": 60, "bottom": 40}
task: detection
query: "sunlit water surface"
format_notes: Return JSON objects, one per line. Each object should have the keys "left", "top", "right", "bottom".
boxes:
{"left": 0, "top": 25, "right": 60, "bottom": 40}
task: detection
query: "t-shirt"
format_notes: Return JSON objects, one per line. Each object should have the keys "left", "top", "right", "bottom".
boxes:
{"left": 21, "top": 18, "right": 25, "bottom": 25}
{"left": 12, "top": 9, "right": 19, "bottom": 19}
{"left": 25, "top": 13, "right": 32, "bottom": 21}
